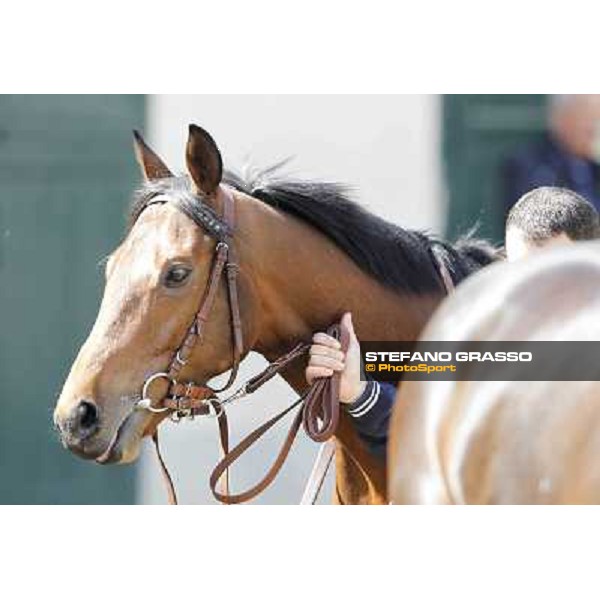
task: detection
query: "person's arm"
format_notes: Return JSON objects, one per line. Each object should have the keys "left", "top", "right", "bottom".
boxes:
{"left": 305, "top": 312, "right": 397, "bottom": 458}
{"left": 345, "top": 380, "right": 397, "bottom": 458}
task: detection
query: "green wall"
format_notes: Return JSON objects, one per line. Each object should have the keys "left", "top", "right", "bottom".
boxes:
{"left": 0, "top": 95, "right": 144, "bottom": 503}
{"left": 443, "top": 94, "right": 549, "bottom": 242}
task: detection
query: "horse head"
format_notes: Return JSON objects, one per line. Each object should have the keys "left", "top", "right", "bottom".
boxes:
{"left": 54, "top": 125, "right": 260, "bottom": 464}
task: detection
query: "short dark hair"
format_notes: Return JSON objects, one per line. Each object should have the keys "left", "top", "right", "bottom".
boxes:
{"left": 506, "top": 187, "right": 600, "bottom": 242}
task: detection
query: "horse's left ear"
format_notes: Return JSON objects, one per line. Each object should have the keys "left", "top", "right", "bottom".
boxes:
{"left": 185, "top": 124, "right": 223, "bottom": 197}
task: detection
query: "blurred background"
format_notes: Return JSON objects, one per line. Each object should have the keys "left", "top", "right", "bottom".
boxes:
{"left": 2, "top": 94, "right": 598, "bottom": 503}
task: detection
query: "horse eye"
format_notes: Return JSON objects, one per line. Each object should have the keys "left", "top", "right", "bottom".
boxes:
{"left": 163, "top": 265, "right": 192, "bottom": 288}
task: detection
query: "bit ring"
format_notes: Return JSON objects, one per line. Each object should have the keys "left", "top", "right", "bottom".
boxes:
{"left": 137, "top": 372, "right": 176, "bottom": 413}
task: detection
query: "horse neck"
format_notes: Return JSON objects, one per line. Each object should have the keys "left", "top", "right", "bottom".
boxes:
{"left": 233, "top": 190, "right": 444, "bottom": 504}
{"left": 234, "top": 190, "right": 443, "bottom": 361}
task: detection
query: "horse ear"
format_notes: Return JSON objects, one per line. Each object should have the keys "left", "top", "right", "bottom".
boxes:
{"left": 133, "top": 130, "right": 173, "bottom": 181}
{"left": 185, "top": 124, "right": 223, "bottom": 196}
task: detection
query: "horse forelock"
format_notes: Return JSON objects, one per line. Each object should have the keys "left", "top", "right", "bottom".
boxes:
{"left": 129, "top": 176, "right": 231, "bottom": 240}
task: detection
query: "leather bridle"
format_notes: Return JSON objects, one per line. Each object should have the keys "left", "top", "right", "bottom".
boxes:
{"left": 137, "top": 185, "right": 243, "bottom": 419}
{"left": 134, "top": 184, "right": 349, "bottom": 504}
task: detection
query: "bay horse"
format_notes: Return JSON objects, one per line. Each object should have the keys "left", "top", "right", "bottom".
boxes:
{"left": 388, "top": 242, "right": 600, "bottom": 504}
{"left": 54, "top": 124, "right": 496, "bottom": 504}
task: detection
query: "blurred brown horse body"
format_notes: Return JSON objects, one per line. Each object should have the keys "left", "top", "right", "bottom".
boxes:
{"left": 54, "top": 125, "right": 494, "bottom": 504}
{"left": 389, "top": 243, "right": 600, "bottom": 504}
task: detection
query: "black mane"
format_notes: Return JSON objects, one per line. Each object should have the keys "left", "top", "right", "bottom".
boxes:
{"left": 225, "top": 168, "right": 498, "bottom": 294}
{"left": 130, "top": 169, "right": 498, "bottom": 294}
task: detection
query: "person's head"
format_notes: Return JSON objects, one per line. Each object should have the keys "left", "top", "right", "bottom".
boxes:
{"left": 505, "top": 187, "right": 600, "bottom": 261}
{"left": 549, "top": 94, "right": 600, "bottom": 162}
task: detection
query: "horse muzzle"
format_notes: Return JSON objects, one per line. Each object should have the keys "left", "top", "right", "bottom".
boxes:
{"left": 54, "top": 399, "right": 104, "bottom": 456}
{"left": 54, "top": 398, "right": 145, "bottom": 463}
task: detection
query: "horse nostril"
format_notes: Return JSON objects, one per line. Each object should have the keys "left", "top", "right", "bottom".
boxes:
{"left": 76, "top": 401, "right": 99, "bottom": 433}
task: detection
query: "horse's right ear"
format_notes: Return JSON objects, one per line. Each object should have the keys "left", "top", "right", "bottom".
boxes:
{"left": 133, "top": 130, "right": 173, "bottom": 181}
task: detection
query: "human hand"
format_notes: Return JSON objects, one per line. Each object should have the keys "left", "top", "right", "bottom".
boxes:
{"left": 305, "top": 312, "right": 365, "bottom": 404}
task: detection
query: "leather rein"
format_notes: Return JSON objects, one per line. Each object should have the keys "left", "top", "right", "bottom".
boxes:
{"left": 135, "top": 185, "right": 349, "bottom": 504}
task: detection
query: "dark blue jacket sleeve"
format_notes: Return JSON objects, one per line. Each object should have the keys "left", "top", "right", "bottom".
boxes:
{"left": 344, "top": 380, "right": 398, "bottom": 459}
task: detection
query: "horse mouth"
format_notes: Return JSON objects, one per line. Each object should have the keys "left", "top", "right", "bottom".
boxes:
{"left": 95, "top": 409, "right": 146, "bottom": 465}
